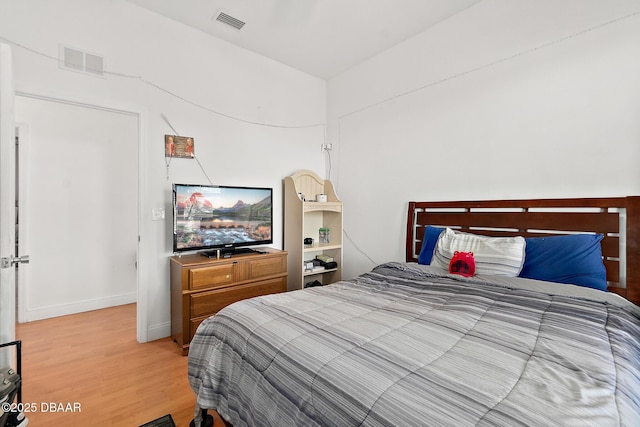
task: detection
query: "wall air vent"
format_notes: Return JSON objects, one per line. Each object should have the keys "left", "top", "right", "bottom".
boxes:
{"left": 59, "top": 45, "right": 105, "bottom": 77}
{"left": 214, "top": 10, "right": 245, "bottom": 30}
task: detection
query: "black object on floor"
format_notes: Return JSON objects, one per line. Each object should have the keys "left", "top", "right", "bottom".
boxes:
{"left": 0, "top": 341, "right": 23, "bottom": 427}
{"left": 139, "top": 414, "right": 176, "bottom": 427}
{"left": 189, "top": 413, "right": 214, "bottom": 427}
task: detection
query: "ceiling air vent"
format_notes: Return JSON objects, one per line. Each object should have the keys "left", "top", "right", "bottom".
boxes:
{"left": 214, "top": 10, "right": 245, "bottom": 30}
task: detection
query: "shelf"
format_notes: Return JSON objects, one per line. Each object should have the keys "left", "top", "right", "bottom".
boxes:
{"left": 303, "top": 243, "right": 342, "bottom": 252}
{"left": 284, "top": 169, "right": 343, "bottom": 291}
{"left": 303, "top": 201, "right": 342, "bottom": 213}
{"left": 304, "top": 268, "right": 338, "bottom": 276}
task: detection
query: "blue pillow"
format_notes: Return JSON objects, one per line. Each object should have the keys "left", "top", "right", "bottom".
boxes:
{"left": 418, "top": 226, "right": 445, "bottom": 265}
{"left": 519, "top": 234, "right": 607, "bottom": 291}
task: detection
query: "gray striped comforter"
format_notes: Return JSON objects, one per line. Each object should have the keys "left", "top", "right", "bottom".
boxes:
{"left": 188, "top": 262, "right": 640, "bottom": 426}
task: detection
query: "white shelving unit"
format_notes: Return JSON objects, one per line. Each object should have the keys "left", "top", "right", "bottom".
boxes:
{"left": 283, "top": 170, "right": 342, "bottom": 291}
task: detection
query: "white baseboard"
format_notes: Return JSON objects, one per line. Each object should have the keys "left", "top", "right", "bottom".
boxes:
{"left": 24, "top": 292, "right": 137, "bottom": 322}
{"left": 145, "top": 321, "right": 171, "bottom": 342}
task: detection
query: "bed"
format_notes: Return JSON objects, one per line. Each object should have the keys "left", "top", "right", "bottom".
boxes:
{"left": 188, "top": 197, "right": 640, "bottom": 427}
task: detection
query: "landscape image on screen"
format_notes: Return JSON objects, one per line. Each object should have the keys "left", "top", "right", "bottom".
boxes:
{"left": 174, "top": 185, "right": 272, "bottom": 251}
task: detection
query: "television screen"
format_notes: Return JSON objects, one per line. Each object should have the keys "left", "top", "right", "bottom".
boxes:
{"left": 172, "top": 183, "right": 273, "bottom": 253}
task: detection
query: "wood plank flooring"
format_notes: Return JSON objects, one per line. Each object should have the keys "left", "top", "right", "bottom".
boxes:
{"left": 14, "top": 303, "right": 222, "bottom": 426}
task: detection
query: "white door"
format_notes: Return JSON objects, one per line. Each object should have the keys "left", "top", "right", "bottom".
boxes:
{"left": 0, "top": 43, "right": 17, "bottom": 367}
{"left": 15, "top": 96, "right": 138, "bottom": 322}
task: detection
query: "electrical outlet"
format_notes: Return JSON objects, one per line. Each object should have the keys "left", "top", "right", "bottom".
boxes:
{"left": 321, "top": 143, "right": 333, "bottom": 151}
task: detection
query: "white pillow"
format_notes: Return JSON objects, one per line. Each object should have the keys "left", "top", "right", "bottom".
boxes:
{"left": 431, "top": 228, "right": 526, "bottom": 277}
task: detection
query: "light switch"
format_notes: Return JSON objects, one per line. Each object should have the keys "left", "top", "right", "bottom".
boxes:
{"left": 152, "top": 208, "right": 165, "bottom": 221}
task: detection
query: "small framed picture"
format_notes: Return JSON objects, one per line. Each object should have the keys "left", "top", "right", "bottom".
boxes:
{"left": 165, "top": 135, "right": 195, "bottom": 158}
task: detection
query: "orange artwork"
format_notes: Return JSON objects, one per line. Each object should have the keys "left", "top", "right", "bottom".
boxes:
{"left": 165, "top": 135, "right": 195, "bottom": 158}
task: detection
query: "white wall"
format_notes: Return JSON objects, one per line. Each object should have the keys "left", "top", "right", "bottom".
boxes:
{"left": 0, "top": 0, "right": 326, "bottom": 340}
{"left": 327, "top": 0, "right": 640, "bottom": 280}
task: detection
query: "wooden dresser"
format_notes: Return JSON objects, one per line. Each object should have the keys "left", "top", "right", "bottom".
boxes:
{"left": 170, "top": 248, "right": 287, "bottom": 355}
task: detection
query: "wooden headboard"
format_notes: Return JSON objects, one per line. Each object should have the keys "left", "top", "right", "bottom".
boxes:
{"left": 406, "top": 197, "right": 640, "bottom": 306}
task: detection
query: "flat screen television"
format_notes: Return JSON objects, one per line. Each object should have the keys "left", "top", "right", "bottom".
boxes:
{"left": 172, "top": 183, "right": 273, "bottom": 255}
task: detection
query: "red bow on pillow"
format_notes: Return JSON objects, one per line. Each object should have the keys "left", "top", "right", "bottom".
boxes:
{"left": 449, "top": 251, "right": 476, "bottom": 277}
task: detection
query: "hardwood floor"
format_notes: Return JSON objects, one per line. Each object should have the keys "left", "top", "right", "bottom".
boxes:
{"left": 14, "top": 303, "right": 222, "bottom": 426}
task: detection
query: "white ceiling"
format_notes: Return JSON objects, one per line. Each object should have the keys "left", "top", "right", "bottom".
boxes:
{"left": 124, "top": 0, "right": 481, "bottom": 79}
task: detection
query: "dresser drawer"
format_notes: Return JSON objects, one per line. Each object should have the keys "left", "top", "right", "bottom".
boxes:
{"left": 189, "top": 263, "right": 235, "bottom": 290}
{"left": 190, "top": 316, "right": 208, "bottom": 339}
{"left": 248, "top": 256, "right": 286, "bottom": 280}
{"left": 190, "top": 277, "right": 286, "bottom": 318}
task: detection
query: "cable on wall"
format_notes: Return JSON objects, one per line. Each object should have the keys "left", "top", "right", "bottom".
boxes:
{"left": 324, "top": 148, "right": 332, "bottom": 182}
{"left": 118, "top": 72, "right": 326, "bottom": 130}
{"left": 160, "top": 113, "right": 177, "bottom": 179}
{"left": 343, "top": 229, "right": 378, "bottom": 267}
{"left": 331, "top": 8, "right": 640, "bottom": 268}
{"left": 321, "top": 124, "right": 333, "bottom": 181}
{"left": 0, "top": 35, "right": 332, "bottom": 184}
{"left": 0, "top": 35, "right": 326, "bottom": 131}
{"left": 336, "top": 8, "right": 640, "bottom": 123}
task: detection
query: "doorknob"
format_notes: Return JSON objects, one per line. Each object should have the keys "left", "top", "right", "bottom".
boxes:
{"left": 1, "top": 255, "right": 30, "bottom": 269}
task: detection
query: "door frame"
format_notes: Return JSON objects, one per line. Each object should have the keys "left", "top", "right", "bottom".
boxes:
{"left": 14, "top": 91, "right": 148, "bottom": 343}
{"left": 0, "top": 43, "right": 16, "bottom": 366}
